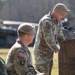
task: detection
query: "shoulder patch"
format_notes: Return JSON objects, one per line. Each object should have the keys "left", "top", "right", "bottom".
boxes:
{"left": 45, "top": 20, "right": 52, "bottom": 26}
{"left": 18, "top": 52, "right": 26, "bottom": 58}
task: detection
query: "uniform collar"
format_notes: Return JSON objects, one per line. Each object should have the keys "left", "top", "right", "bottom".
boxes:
{"left": 16, "top": 39, "right": 26, "bottom": 48}
{"left": 48, "top": 11, "right": 58, "bottom": 24}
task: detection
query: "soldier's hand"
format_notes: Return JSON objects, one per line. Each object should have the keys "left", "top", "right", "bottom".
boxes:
{"left": 54, "top": 44, "right": 60, "bottom": 53}
{"left": 56, "top": 44, "right": 60, "bottom": 50}
{"left": 37, "top": 73, "right": 44, "bottom": 75}
{"left": 36, "top": 70, "right": 44, "bottom": 75}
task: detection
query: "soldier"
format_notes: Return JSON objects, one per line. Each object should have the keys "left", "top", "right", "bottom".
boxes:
{"left": 6, "top": 23, "right": 37, "bottom": 75}
{"left": 34, "top": 3, "right": 70, "bottom": 75}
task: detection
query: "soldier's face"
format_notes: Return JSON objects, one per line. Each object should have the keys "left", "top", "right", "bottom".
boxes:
{"left": 54, "top": 10, "right": 66, "bottom": 22}
{"left": 56, "top": 13, "right": 65, "bottom": 22}
{"left": 28, "top": 35, "right": 35, "bottom": 44}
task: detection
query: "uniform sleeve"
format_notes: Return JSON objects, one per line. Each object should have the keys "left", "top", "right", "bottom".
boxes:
{"left": 56, "top": 22, "right": 65, "bottom": 44}
{"left": 13, "top": 49, "right": 36, "bottom": 75}
{"left": 42, "top": 20, "right": 60, "bottom": 52}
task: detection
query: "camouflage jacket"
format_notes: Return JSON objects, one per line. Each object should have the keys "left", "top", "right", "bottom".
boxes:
{"left": 6, "top": 40, "right": 36, "bottom": 75}
{"left": 34, "top": 12, "right": 65, "bottom": 64}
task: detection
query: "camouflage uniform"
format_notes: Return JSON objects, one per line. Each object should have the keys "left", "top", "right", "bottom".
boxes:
{"left": 6, "top": 40, "right": 37, "bottom": 75}
{"left": 34, "top": 12, "right": 65, "bottom": 75}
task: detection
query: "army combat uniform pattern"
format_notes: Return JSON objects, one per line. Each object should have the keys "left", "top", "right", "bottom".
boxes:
{"left": 6, "top": 40, "right": 36, "bottom": 75}
{"left": 34, "top": 12, "right": 65, "bottom": 75}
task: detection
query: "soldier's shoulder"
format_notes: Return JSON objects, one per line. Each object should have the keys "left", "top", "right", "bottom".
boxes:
{"left": 42, "top": 14, "right": 50, "bottom": 21}
{"left": 10, "top": 46, "right": 24, "bottom": 54}
{"left": 42, "top": 19, "right": 52, "bottom": 27}
{"left": 13, "top": 47, "right": 26, "bottom": 59}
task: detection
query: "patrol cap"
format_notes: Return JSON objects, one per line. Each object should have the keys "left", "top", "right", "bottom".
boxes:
{"left": 53, "top": 3, "right": 70, "bottom": 15}
{"left": 18, "top": 23, "right": 35, "bottom": 35}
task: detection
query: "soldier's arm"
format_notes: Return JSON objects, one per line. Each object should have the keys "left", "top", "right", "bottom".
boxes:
{"left": 57, "top": 22, "right": 65, "bottom": 44}
{"left": 42, "top": 20, "right": 60, "bottom": 52}
{"left": 13, "top": 48, "right": 36, "bottom": 75}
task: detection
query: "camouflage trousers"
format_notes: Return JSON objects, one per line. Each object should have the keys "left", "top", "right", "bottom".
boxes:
{"left": 35, "top": 59, "right": 53, "bottom": 75}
